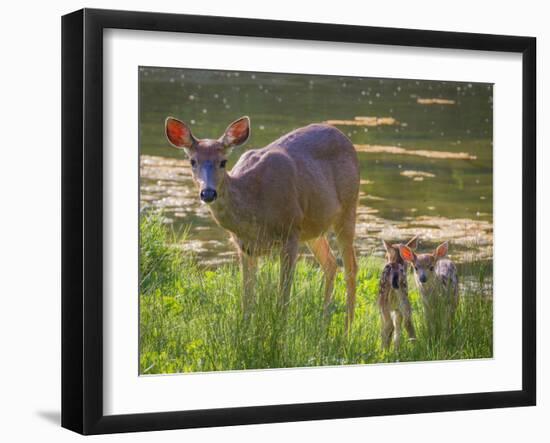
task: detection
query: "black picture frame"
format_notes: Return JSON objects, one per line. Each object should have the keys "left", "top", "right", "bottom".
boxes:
{"left": 61, "top": 8, "right": 536, "bottom": 435}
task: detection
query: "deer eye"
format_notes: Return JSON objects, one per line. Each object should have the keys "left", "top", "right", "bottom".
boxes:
{"left": 414, "top": 266, "right": 418, "bottom": 271}
{"left": 430, "top": 266, "right": 434, "bottom": 271}
{"left": 190, "top": 159, "right": 197, "bottom": 168}
{"left": 220, "top": 160, "right": 227, "bottom": 168}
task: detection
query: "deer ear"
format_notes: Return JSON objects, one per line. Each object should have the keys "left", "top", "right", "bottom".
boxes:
{"left": 434, "top": 241, "right": 448, "bottom": 258}
{"left": 165, "top": 117, "right": 196, "bottom": 155}
{"left": 382, "top": 239, "right": 392, "bottom": 252}
{"left": 398, "top": 245, "right": 415, "bottom": 262}
{"left": 406, "top": 235, "right": 419, "bottom": 249}
{"left": 221, "top": 116, "right": 250, "bottom": 152}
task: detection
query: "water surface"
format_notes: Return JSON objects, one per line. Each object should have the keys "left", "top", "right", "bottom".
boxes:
{"left": 139, "top": 67, "right": 493, "bottom": 268}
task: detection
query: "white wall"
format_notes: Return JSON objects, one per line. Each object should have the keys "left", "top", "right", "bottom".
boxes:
{"left": 0, "top": 1, "right": 545, "bottom": 441}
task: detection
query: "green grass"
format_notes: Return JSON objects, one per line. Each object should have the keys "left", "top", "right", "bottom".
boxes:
{"left": 139, "top": 213, "right": 493, "bottom": 374}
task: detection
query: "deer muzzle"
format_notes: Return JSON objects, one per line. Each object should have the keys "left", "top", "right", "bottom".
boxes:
{"left": 200, "top": 188, "right": 217, "bottom": 203}
{"left": 392, "top": 273, "right": 400, "bottom": 289}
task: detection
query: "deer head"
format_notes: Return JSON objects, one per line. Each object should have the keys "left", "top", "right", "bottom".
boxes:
{"left": 382, "top": 236, "right": 418, "bottom": 264}
{"left": 165, "top": 116, "right": 251, "bottom": 203}
{"left": 399, "top": 241, "right": 449, "bottom": 285}
{"left": 382, "top": 236, "right": 418, "bottom": 289}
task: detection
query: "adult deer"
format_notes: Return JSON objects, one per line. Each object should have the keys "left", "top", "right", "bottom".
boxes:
{"left": 165, "top": 116, "right": 360, "bottom": 330}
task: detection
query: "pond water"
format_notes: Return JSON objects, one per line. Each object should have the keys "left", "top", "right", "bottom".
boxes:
{"left": 139, "top": 67, "right": 493, "bottom": 269}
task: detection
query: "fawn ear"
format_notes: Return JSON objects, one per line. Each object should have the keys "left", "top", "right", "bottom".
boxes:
{"left": 221, "top": 116, "right": 250, "bottom": 153}
{"left": 406, "top": 235, "right": 419, "bottom": 249}
{"left": 434, "top": 241, "right": 449, "bottom": 258}
{"left": 165, "top": 117, "right": 196, "bottom": 155}
{"left": 382, "top": 240, "right": 398, "bottom": 261}
{"left": 398, "top": 244, "right": 416, "bottom": 263}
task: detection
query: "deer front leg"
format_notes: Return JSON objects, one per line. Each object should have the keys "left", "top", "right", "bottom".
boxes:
{"left": 279, "top": 235, "right": 298, "bottom": 313}
{"left": 336, "top": 226, "right": 357, "bottom": 334}
{"left": 391, "top": 311, "right": 403, "bottom": 350}
{"left": 240, "top": 251, "right": 257, "bottom": 319}
{"left": 307, "top": 236, "right": 337, "bottom": 316}
{"left": 421, "top": 294, "right": 436, "bottom": 336}
{"left": 378, "top": 292, "right": 393, "bottom": 350}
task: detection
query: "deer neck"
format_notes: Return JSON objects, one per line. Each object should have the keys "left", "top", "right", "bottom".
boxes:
{"left": 416, "top": 275, "right": 439, "bottom": 300}
{"left": 208, "top": 173, "right": 252, "bottom": 236}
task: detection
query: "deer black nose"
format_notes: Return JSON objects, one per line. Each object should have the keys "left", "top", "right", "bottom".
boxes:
{"left": 419, "top": 275, "right": 427, "bottom": 283}
{"left": 200, "top": 188, "right": 217, "bottom": 203}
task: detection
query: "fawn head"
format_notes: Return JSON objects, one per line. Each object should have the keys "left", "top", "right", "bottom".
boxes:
{"left": 399, "top": 241, "right": 449, "bottom": 284}
{"left": 165, "top": 116, "right": 251, "bottom": 203}
{"left": 382, "top": 236, "right": 418, "bottom": 289}
{"left": 383, "top": 261, "right": 406, "bottom": 290}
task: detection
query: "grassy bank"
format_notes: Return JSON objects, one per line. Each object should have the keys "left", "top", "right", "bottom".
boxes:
{"left": 139, "top": 214, "right": 493, "bottom": 374}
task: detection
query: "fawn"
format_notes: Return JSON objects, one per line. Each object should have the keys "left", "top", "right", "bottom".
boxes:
{"left": 398, "top": 241, "right": 459, "bottom": 335}
{"left": 378, "top": 236, "right": 418, "bottom": 350}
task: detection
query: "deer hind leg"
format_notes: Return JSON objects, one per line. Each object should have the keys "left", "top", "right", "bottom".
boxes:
{"left": 335, "top": 212, "right": 357, "bottom": 334}
{"left": 279, "top": 234, "right": 299, "bottom": 313}
{"left": 307, "top": 236, "right": 337, "bottom": 316}
{"left": 451, "top": 275, "right": 459, "bottom": 318}
{"left": 240, "top": 252, "right": 257, "bottom": 319}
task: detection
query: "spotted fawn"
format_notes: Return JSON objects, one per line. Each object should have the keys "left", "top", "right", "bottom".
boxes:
{"left": 378, "top": 236, "right": 418, "bottom": 350}
{"left": 398, "top": 241, "right": 459, "bottom": 335}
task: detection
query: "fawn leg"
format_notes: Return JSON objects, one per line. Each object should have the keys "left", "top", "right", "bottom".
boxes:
{"left": 307, "top": 236, "right": 337, "bottom": 316}
{"left": 451, "top": 278, "right": 459, "bottom": 319}
{"left": 279, "top": 235, "right": 298, "bottom": 313}
{"left": 422, "top": 296, "right": 436, "bottom": 337}
{"left": 379, "top": 295, "right": 393, "bottom": 350}
{"left": 392, "top": 311, "right": 403, "bottom": 350}
{"left": 399, "top": 291, "right": 416, "bottom": 341}
{"left": 240, "top": 252, "right": 257, "bottom": 319}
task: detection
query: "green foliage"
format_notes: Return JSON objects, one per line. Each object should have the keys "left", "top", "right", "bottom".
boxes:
{"left": 139, "top": 214, "right": 493, "bottom": 374}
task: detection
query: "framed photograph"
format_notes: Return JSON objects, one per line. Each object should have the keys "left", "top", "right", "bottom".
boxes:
{"left": 61, "top": 8, "right": 536, "bottom": 435}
